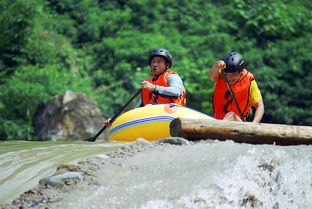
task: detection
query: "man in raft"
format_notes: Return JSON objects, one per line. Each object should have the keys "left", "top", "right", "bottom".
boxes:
{"left": 139, "top": 48, "right": 186, "bottom": 106}
{"left": 209, "top": 52, "right": 264, "bottom": 123}
{"left": 104, "top": 48, "right": 186, "bottom": 126}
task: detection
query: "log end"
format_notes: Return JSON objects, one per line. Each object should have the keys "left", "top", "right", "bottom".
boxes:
{"left": 170, "top": 118, "right": 182, "bottom": 137}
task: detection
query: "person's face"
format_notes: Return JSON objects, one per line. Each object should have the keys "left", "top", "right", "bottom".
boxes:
{"left": 225, "top": 71, "right": 242, "bottom": 84}
{"left": 150, "top": 56, "right": 168, "bottom": 76}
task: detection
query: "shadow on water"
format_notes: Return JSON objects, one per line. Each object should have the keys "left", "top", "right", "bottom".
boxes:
{"left": 0, "top": 140, "right": 127, "bottom": 204}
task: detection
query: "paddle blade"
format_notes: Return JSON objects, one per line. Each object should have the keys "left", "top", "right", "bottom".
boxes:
{"left": 84, "top": 136, "right": 97, "bottom": 142}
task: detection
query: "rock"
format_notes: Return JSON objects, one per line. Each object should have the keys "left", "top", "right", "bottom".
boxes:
{"left": 33, "top": 90, "right": 104, "bottom": 141}
{"left": 40, "top": 172, "right": 83, "bottom": 187}
{"left": 156, "top": 137, "right": 190, "bottom": 145}
{"left": 56, "top": 164, "right": 79, "bottom": 174}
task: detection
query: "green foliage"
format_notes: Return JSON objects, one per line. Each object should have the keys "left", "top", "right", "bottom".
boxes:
{"left": 224, "top": 0, "right": 308, "bottom": 43}
{"left": 259, "top": 36, "right": 312, "bottom": 124}
{"left": 0, "top": 0, "right": 41, "bottom": 78}
{"left": 1, "top": 0, "right": 312, "bottom": 140}
{"left": 0, "top": 65, "right": 94, "bottom": 140}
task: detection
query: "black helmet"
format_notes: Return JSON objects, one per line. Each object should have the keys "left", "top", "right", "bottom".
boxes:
{"left": 223, "top": 52, "right": 247, "bottom": 73}
{"left": 148, "top": 48, "right": 173, "bottom": 68}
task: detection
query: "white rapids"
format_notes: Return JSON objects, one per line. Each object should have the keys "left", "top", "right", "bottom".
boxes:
{"left": 45, "top": 140, "right": 312, "bottom": 209}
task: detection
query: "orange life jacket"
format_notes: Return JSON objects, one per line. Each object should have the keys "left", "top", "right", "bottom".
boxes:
{"left": 212, "top": 69, "right": 254, "bottom": 120}
{"left": 141, "top": 71, "right": 186, "bottom": 106}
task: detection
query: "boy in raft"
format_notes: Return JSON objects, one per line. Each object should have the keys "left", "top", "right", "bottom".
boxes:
{"left": 139, "top": 48, "right": 186, "bottom": 106}
{"left": 209, "top": 52, "right": 264, "bottom": 123}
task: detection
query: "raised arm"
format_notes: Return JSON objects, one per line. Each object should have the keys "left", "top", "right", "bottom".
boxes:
{"left": 209, "top": 60, "right": 226, "bottom": 82}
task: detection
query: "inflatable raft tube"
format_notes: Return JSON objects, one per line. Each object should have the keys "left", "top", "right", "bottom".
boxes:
{"left": 108, "top": 104, "right": 214, "bottom": 142}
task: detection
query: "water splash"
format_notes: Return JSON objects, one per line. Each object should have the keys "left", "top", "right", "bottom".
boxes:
{"left": 2, "top": 140, "right": 312, "bottom": 208}
{"left": 53, "top": 140, "right": 312, "bottom": 209}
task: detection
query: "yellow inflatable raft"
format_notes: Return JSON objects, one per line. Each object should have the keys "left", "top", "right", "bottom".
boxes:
{"left": 108, "top": 104, "right": 214, "bottom": 141}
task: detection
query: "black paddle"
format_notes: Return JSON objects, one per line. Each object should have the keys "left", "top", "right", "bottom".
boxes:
{"left": 85, "top": 89, "right": 141, "bottom": 142}
{"left": 221, "top": 70, "right": 245, "bottom": 121}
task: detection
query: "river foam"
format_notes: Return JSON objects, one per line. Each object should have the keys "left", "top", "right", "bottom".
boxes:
{"left": 1, "top": 140, "right": 312, "bottom": 208}
{"left": 48, "top": 140, "right": 312, "bottom": 209}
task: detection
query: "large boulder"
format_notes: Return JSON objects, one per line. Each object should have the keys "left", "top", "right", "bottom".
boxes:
{"left": 33, "top": 90, "right": 104, "bottom": 141}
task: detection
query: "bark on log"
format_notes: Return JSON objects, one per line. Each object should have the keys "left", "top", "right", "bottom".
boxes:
{"left": 170, "top": 118, "right": 312, "bottom": 145}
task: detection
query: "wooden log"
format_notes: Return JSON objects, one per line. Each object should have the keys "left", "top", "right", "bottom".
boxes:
{"left": 170, "top": 118, "right": 312, "bottom": 145}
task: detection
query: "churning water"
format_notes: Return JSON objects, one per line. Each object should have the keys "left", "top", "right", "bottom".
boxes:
{"left": 1, "top": 140, "right": 312, "bottom": 208}
{"left": 50, "top": 140, "right": 312, "bottom": 209}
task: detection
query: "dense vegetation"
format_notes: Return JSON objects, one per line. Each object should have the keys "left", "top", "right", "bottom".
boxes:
{"left": 1, "top": 0, "right": 311, "bottom": 140}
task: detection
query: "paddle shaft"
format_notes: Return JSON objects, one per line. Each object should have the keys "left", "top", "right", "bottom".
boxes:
{"left": 86, "top": 89, "right": 141, "bottom": 141}
{"left": 221, "top": 70, "right": 245, "bottom": 121}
